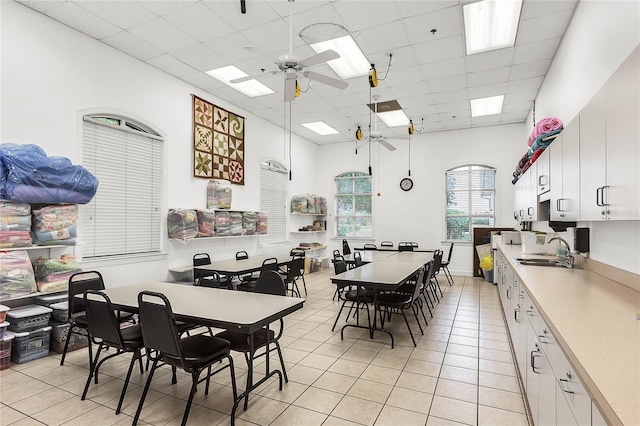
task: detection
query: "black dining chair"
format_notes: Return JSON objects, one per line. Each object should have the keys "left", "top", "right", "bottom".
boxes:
{"left": 374, "top": 266, "right": 427, "bottom": 347}
{"left": 332, "top": 255, "right": 347, "bottom": 301}
{"left": 431, "top": 249, "right": 445, "bottom": 298}
{"left": 215, "top": 270, "right": 289, "bottom": 410}
{"left": 134, "top": 291, "right": 237, "bottom": 426}
{"left": 60, "top": 271, "right": 134, "bottom": 368}
{"left": 237, "top": 257, "right": 279, "bottom": 292}
{"left": 440, "top": 243, "right": 455, "bottom": 285}
{"left": 81, "top": 290, "right": 145, "bottom": 415}
{"left": 331, "top": 257, "right": 373, "bottom": 332}
{"left": 363, "top": 243, "right": 377, "bottom": 250}
{"left": 193, "top": 253, "right": 224, "bottom": 288}
{"left": 353, "top": 251, "right": 364, "bottom": 267}
{"left": 282, "top": 253, "right": 306, "bottom": 297}
{"left": 332, "top": 249, "right": 341, "bottom": 259}
{"left": 342, "top": 239, "right": 351, "bottom": 255}
{"left": 380, "top": 241, "right": 393, "bottom": 248}
{"left": 398, "top": 242, "right": 414, "bottom": 252}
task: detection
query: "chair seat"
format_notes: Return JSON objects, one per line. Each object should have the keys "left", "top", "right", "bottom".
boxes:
{"left": 343, "top": 288, "right": 374, "bottom": 302}
{"left": 215, "top": 329, "right": 275, "bottom": 352}
{"left": 72, "top": 314, "right": 88, "bottom": 327}
{"left": 440, "top": 260, "right": 449, "bottom": 267}
{"left": 376, "top": 292, "right": 412, "bottom": 307}
{"left": 120, "top": 324, "right": 145, "bottom": 350}
{"left": 162, "top": 335, "right": 231, "bottom": 370}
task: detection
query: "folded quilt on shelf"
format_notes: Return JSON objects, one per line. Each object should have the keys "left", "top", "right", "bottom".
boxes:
{"left": 0, "top": 250, "right": 37, "bottom": 299}
{"left": 527, "top": 117, "right": 563, "bottom": 147}
{"left": 167, "top": 209, "right": 198, "bottom": 240}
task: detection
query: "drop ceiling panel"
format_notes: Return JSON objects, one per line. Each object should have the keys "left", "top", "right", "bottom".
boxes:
{"left": 101, "top": 31, "right": 165, "bottom": 60}
{"left": 77, "top": 1, "right": 157, "bottom": 30}
{"left": 241, "top": 18, "right": 302, "bottom": 55}
{"left": 146, "top": 54, "right": 198, "bottom": 77}
{"left": 517, "top": 10, "right": 575, "bottom": 45}
{"left": 507, "top": 76, "right": 544, "bottom": 93}
{"left": 428, "top": 74, "right": 468, "bottom": 93}
{"left": 414, "top": 36, "right": 465, "bottom": 64}
{"left": 468, "top": 83, "right": 508, "bottom": 99}
{"left": 332, "top": 1, "right": 401, "bottom": 32}
{"left": 138, "top": 1, "right": 197, "bottom": 16}
{"left": 465, "top": 48, "right": 515, "bottom": 73}
{"left": 356, "top": 21, "right": 411, "bottom": 56}
{"left": 203, "top": 0, "right": 281, "bottom": 31}
{"left": 521, "top": 0, "right": 577, "bottom": 20}
{"left": 421, "top": 57, "right": 466, "bottom": 79}
{"left": 509, "top": 59, "right": 552, "bottom": 80}
{"left": 129, "top": 17, "right": 197, "bottom": 52}
{"left": 45, "top": 1, "right": 121, "bottom": 39}
{"left": 431, "top": 89, "right": 469, "bottom": 104}
{"left": 467, "top": 67, "right": 510, "bottom": 87}
{"left": 403, "top": 6, "right": 462, "bottom": 45}
{"left": 172, "top": 43, "right": 228, "bottom": 71}
{"left": 390, "top": 82, "right": 429, "bottom": 100}
{"left": 163, "top": 2, "right": 236, "bottom": 42}
{"left": 513, "top": 38, "right": 562, "bottom": 65}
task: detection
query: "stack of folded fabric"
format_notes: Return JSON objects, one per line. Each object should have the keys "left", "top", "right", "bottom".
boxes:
{"left": 32, "top": 204, "right": 78, "bottom": 246}
{"left": 512, "top": 117, "right": 563, "bottom": 184}
{"left": 214, "top": 211, "right": 230, "bottom": 236}
{"left": 0, "top": 201, "right": 32, "bottom": 248}
{"left": 242, "top": 212, "right": 257, "bottom": 235}
{"left": 196, "top": 209, "right": 216, "bottom": 237}
{"left": 256, "top": 212, "right": 268, "bottom": 234}
{"left": 229, "top": 212, "right": 243, "bottom": 236}
{"left": 0, "top": 250, "right": 37, "bottom": 299}
{"left": 167, "top": 209, "right": 198, "bottom": 240}
{"left": 33, "top": 255, "right": 82, "bottom": 293}
{"left": 527, "top": 117, "right": 563, "bottom": 147}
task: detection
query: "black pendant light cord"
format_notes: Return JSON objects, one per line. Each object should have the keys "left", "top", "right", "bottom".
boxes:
{"left": 368, "top": 84, "right": 372, "bottom": 176}
{"left": 288, "top": 101, "right": 292, "bottom": 180}
{"left": 408, "top": 135, "right": 411, "bottom": 177}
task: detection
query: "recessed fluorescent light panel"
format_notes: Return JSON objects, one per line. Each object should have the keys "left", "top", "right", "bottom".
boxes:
{"left": 377, "top": 110, "right": 410, "bottom": 127}
{"left": 301, "top": 121, "right": 339, "bottom": 135}
{"left": 206, "top": 65, "right": 274, "bottom": 97}
{"left": 470, "top": 95, "right": 504, "bottom": 117}
{"left": 309, "top": 35, "right": 370, "bottom": 79}
{"left": 463, "top": 0, "right": 523, "bottom": 55}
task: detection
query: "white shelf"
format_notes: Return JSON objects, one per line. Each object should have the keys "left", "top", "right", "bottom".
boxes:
{"left": 0, "top": 290, "right": 66, "bottom": 303}
{"left": 290, "top": 230, "right": 326, "bottom": 234}
{"left": 294, "top": 245, "right": 327, "bottom": 252}
{"left": 169, "top": 234, "right": 260, "bottom": 242}
{"left": 1, "top": 245, "right": 72, "bottom": 251}
{"left": 290, "top": 212, "right": 326, "bottom": 216}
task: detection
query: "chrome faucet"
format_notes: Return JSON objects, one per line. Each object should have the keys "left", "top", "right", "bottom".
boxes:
{"left": 548, "top": 237, "right": 574, "bottom": 268}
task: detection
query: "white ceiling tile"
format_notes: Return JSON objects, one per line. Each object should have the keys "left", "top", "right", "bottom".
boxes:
{"left": 326, "top": 93, "right": 366, "bottom": 109}
{"left": 513, "top": 38, "right": 561, "bottom": 65}
{"left": 383, "top": 66, "right": 425, "bottom": 87}
{"left": 431, "top": 89, "right": 469, "bottom": 104}
{"left": 101, "top": 30, "right": 165, "bottom": 60}
{"left": 403, "top": 6, "right": 462, "bottom": 44}
{"left": 241, "top": 18, "right": 301, "bottom": 56}
{"left": 203, "top": 0, "right": 281, "bottom": 31}
{"left": 370, "top": 46, "right": 418, "bottom": 71}
{"left": 471, "top": 114, "right": 503, "bottom": 126}
{"left": 291, "top": 4, "right": 348, "bottom": 38}
{"left": 414, "top": 36, "right": 465, "bottom": 64}
{"left": 129, "top": 17, "right": 197, "bottom": 52}
{"left": 17, "top": 0, "right": 66, "bottom": 13}
{"left": 507, "top": 76, "right": 544, "bottom": 93}
{"left": 509, "top": 59, "right": 551, "bottom": 80}
{"left": 138, "top": 1, "right": 197, "bottom": 16}
{"left": 504, "top": 89, "right": 538, "bottom": 104}
{"left": 468, "top": 82, "right": 507, "bottom": 99}
{"left": 390, "top": 82, "right": 429, "bottom": 99}
{"left": 76, "top": 1, "right": 157, "bottom": 29}
{"left": 396, "top": 0, "right": 457, "bottom": 18}
{"left": 421, "top": 57, "right": 466, "bottom": 79}
{"left": 171, "top": 44, "right": 228, "bottom": 72}
{"left": 45, "top": 1, "right": 121, "bottom": 39}
{"left": 211, "top": 86, "right": 250, "bottom": 102}
{"left": 467, "top": 67, "right": 510, "bottom": 87}
{"left": 436, "top": 100, "right": 469, "bottom": 114}
{"left": 332, "top": 1, "right": 400, "bottom": 31}
{"left": 163, "top": 3, "right": 235, "bottom": 43}
{"left": 502, "top": 101, "right": 533, "bottom": 114}
{"left": 404, "top": 105, "right": 439, "bottom": 121}
{"left": 256, "top": 93, "right": 286, "bottom": 109}
{"left": 232, "top": 97, "right": 269, "bottom": 112}
{"left": 521, "top": 0, "right": 577, "bottom": 20}
{"left": 517, "top": 9, "right": 574, "bottom": 45}
{"left": 400, "top": 95, "right": 435, "bottom": 109}
{"left": 500, "top": 110, "right": 530, "bottom": 123}
{"left": 180, "top": 72, "right": 226, "bottom": 91}
{"left": 268, "top": 1, "right": 328, "bottom": 18}
{"left": 423, "top": 121, "right": 444, "bottom": 132}
{"left": 356, "top": 20, "right": 410, "bottom": 56}
{"left": 428, "top": 74, "right": 467, "bottom": 93}
{"left": 465, "top": 48, "right": 514, "bottom": 73}
{"left": 146, "top": 54, "right": 198, "bottom": 77}
{"left": 442, "top": 117, "right": 471, "bottom": 129}
{"left": 203, "top": 32, "right": 257, "bottom": 64}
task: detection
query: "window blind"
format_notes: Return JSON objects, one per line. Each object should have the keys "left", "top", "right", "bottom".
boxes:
{"left": 260, "top": 162, "right": 288, "bottom": 244}
{"left": 82, "top": 118, "right": 163, "bottom": 258}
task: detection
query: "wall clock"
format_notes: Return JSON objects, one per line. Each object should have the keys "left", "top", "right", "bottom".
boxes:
{"left": 400, "top": 177, "right": 413, "bottom": 191}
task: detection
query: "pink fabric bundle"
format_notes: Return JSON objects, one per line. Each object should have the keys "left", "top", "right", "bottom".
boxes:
{"left": 527, "top": 117, "right": 563, "bottom": 147}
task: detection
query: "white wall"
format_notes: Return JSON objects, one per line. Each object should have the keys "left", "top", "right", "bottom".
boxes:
{"left": 527, "top": 0, "right": 640, "bottom": 274}
{"left": 0, "top": 2, "right": 320, "bottom": 286}
{"left": 317, "top": 123, "right": 526, "bottom": 276}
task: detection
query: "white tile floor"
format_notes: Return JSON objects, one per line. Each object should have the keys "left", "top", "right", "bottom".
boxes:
{"left": 0, "top": 268, "right": 531, "bottom": 426}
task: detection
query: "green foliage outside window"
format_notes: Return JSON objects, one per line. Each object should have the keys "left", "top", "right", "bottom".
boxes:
{"left": 335, "top": 172, "right": 372, "bottom": 238}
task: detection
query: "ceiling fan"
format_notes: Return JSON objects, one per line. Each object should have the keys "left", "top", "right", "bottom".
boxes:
{"left": 229, "top": 0, "right": 348, "bottom": 102}
{"left": 355, "top": 95, "right": 410, "bottom": 154}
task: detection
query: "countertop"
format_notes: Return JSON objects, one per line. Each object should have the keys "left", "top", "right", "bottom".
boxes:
{"left": 497, "top": 243, "right": 640, "bottom": 425}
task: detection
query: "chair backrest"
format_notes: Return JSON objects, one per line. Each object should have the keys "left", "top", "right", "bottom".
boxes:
{"left": 194, "top": 271, "right": 221, "bottom": 288}
{"left": 138, "top": 291, "right": 182, "bottom": 361}
{"left": 353, "top": 251, "right": 363, "bottom": 267}
{"left": 332, "top": 250, "right": 341, "bottom": 259}
{"left": 84, "top": 290, "right": 125, "bottom": 348}
{"left": 192, "top": 253, "right": 211, "bottom": 267}
{"left": 398, "top": 242, "right": 414, "bottom": 252}
{"left": 363, "top": 244, "right": 377, "bottom": 250}
{"left": 260, "top": 257, "right": 279, "bottom": 275}
{"left": 236, "top": 251, "right": 249, "bottom": 260}
{"left": 68, "top": 271, "right": 106, "bottom": 317}
{"left": 290, "top": 248, "right": 306, "bottom": 257}
{"left": 424, "top": 259, "right": 437, "bottom": 284}
{"left": 411, "top": 242, "right": 419, "bottom": 247}
{"left": 255, "top": 270, "right": 287, "bottom": 296}
{"left": 432, "top": 250, "right": 443, "bottom": 276}
{"left": 342, "top": 239, "right": 351, "bottom": 255}
{"left": 446, "top": 242, "right": 454, "bottom": 263}
{"left": 410, "top": 268, "right": 426, "bottom": 301}
{"left": 334, "top": 257, "right": 347, "bottom": 274}
{"left": 380, "top": 241, "right": 393, "bottom": 247}
{"left": 286, "top": 255, "right": 305, "bottom": 281}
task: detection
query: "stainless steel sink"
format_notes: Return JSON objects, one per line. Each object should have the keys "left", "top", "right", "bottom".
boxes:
{"left": 513, "top": 257, "right": 580, "bottom": 269}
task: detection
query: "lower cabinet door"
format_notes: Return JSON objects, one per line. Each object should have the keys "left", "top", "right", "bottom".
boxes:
{"left": 557, "top": 382, "right": 579, "bottom": 426}
{"left": 538, "top": 348, "right": 556, "bottom": 426}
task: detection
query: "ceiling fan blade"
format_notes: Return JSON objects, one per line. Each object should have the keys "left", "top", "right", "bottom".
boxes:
{"left": 284, "top": 75, "right": 296, "bottom": 102}
{"left": 230, "top": 70, "right": 278, "bottom": 84}
{"left": 379, "top": 138, "right": 397, "bottom": 151}
{"left": 299, "top": 49, "right": 340, "bottom": 68}
{"left": 303, "top": 71, "right": 348, "bottom": 90}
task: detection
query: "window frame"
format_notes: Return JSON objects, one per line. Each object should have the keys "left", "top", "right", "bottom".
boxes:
{"left": 445, "top": 164, "right": 496, "bottom": 242}
{"left": 334, "top": 171, "right": 373, "bottom": 239}
{"left": 259, "top": 160, "right": 288, "bottom": 245}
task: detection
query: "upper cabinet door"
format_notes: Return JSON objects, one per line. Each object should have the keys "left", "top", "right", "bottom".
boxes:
{"left": 579, "top": 87, "right": 607, "bottom": 221}
{"left": 604, "top": 47, "right": 640, "bottom": 220}
{"left": 561, "top": 118, "right": 580, "bottom": 221}
{"left": 536, "top": 148, "right": 551, "bottom": 199}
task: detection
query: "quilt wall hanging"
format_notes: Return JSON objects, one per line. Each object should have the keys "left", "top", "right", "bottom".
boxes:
{"left": 192, "top": 95, "right": 245, "bottom": 185}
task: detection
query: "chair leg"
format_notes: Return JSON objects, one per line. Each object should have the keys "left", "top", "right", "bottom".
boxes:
{"left": 172, "top": 366, "right": 178, "bottom": 384}
{"left": 401, "top": 311, "right": 417, "bottom": 347}
{"left": 411, "top": 305, "right": 424, "bottom": 335}
{"left": 274, "top": 341, "right": 288, "bottom": 383}
{"left": 133, "top": 357, "right": 159, "bottom": 425}
{"left": 81, "top": 344, "right": 104, "bottom": 401}
{"left": 300, "top": 276, "right": 307, "bottom": 296}
{"left": 59, "top": 326, "right": 73, "bottom": 366}
{"left": 181, "top": 370, "right": 201, "bottom": 426}
{"left": 116, "top": 349, "right": 140, "bottom": 415}
{"left": 331, "top": 300, "right": 349, "bottom": 332}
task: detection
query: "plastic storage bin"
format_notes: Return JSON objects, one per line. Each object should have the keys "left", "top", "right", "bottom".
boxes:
{"left": 33, "top": 293, "right": 68, "bottom": 307}
{"left": 49, "top": 320, "right": 87, "bottom": 353}
{"left": 50, "top": 301, "right": 69, "bottom": 323}
{"left": 0, "top": 305, "right": 9, "bottom": 323}
{"left": 0, "top": 333, "right": 14, "bottom": 370}
{"left": 6, "top": 305, "right": 52, "bottom": 333}
{"left": 7, "top": 326, "right": 52, "bottom": 364}
{"left": 0, "top": 321, "right": 9, "bottom": 339}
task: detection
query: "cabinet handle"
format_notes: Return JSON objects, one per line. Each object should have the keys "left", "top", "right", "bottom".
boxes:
{"left": 514, "top": 211, "right": 518, "bottom": 220}
{"left": 527, "top": 207, "right": 534, "bottom": 215}
{"left": 514, "top": 308, "right": 521, "bottom": 323}
{"left": 596, "top": 187, "right": 603, "bottom": 206}
{"left": 559, "top": 378, "right": 574, "bottom": 394}
{"left": 556, "top": 199, "right": 561, "bottom": 212}
{"left": 602, "top": 185, "right": 609, "bottom": 206}
{"left": 530, "top": 350, "right": 540, "bottom": 373}
{"left": 539, "top": 175, "right": 548, "bottom": 186}
{"left": 519, "top": 209, "right": 524, "bottom": 217}
{"left": 538, "top": 334, "right": 548, "bottom": 344}
{"left": 506, "top": 288, "right": 511, "bottom": 299}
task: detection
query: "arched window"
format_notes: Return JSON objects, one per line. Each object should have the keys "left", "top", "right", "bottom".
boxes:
{"left": 260, "top": 160, "right": 288, "bottom": 244}
{"left": 82, "top": 114, "right": 163, "bottom": 259}
{"left": 445, "top": 165, "right": 496, "bottom": 241}
{"left": 335, "top": 172, "right": 372, "bottom": 238}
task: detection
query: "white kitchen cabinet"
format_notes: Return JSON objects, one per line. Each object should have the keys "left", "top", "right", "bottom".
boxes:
{"left": 591, "top": 402, "right": 607, "bottom": 426}
{"left": 549, "top": 118, "right": 581, "bottom": 221}
{"left": 580, "top": 46, "right": 640, "bottom": 221}
{"left": 537, "top": 148, "right": 551, "bottom": 199}
{"left": 513, "top": 165, "right": 541, "bottom": 222}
